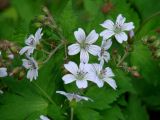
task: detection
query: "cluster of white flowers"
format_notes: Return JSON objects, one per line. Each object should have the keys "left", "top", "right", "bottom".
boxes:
{"left": 19, "top": 28, "right": 43, "bottom": 81}
{"left": 58, "top": 14, "right": 134, "bottom": 101}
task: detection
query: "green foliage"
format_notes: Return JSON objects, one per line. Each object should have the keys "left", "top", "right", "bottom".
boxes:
{"left": 0, "top": 0, "right": 160, "bottom": 119}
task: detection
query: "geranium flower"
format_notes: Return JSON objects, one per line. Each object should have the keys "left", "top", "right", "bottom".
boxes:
{"left": 98, "top": 39, "right": 112, "bottom": 66}
{"left": 88, "top": 64, "right": 117, "bottom": 89}
{"left": 19, "top": 28, "right": 43, "bottom": 56}
{"left": 62, "top": 61, "right": 91, "bottom": 89}
{"left": 56, "top": 91, "right": 92, "bottom": 102}
{"left": 68, "top": 28, "right": 100, "bottom": 63}
{"left": 0, "top": 67, "right": 7, "bottom": 77}
{"left": 100, "top": 14, "right": 134, "bottom": 43}
{"left": 22, "top": 56, "right": 38, "bottom": 81}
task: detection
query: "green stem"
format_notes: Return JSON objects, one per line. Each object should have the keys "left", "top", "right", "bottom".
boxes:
{"left": 33, "top": 82, "right": 55, "bottom": 104}
{"left": 42, "top": 42, "right": 64, "bottom": 64}
{"left": 70, "top": 107, "right": 74, "bottom": 120}
{"left": 116, "top": 51, "right": 129, "bottom": 67}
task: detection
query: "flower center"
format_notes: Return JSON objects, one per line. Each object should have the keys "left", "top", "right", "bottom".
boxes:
{"left": 114, "top": 24, "right": 122, "bottom": 34}
{"left": 80, "top": 40, "right": 88, "bottom": 49}
{"left": 98, "top": 70, "right": 105, "bottom": 79}
{"left": 76, "top": 71, "right": 86, "bottom": 80}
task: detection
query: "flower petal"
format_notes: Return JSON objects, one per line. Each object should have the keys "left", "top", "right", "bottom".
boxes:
{"left": 104, "top": 67, "right": 115, "bottom": 77}
{"left": 101, "top": 39, "right": 112, "bottom": 50}
{"left": 86, "top": 30, "right": 99, "bottom": 44}
{"left": 80, "top": 49, "right": 89, "bottom": 63}
{"left": 116, "top": 14, "right": 126, "bottom": 25}
{"left": 122, "top": 22, "right": 135, "bottom": 31}
{"left": 104, "top": 78, "right": 117, "bottom": 90}
{"left": 74, "top": 28, "right": 86, "bottom": 43}
{"left": 103, "top": 51, "right": 110, "bottom": 63}
{"left": 88, "top": 45, "right": 101, "bottom": 56}
{"left": 35, "top": 28, "right": 43, "bottom": 42}
{"left": 100, "top": 20, "right": 114, "bottom": 30}
{"left": 19, "top": 46, "right": 34, "bottom": 55}
{"left": 68, "top": 43, "right": 80, "bottom": 55}
{"left": 76, "top": 80, "right": 88, "bottom": 88}
{"left": 25, "top": 35, "right": 35, "bottom": 46}
{"left": 0, "top": 68, "right": 7, "bottom": 77}
{"left": 100, "top": 30, "right": 115, "bottom": 40}
{"left": 62, "top": 74, "right": 76, "bottom": 84}
{"left": 64, "top": 61, "right": 78, "bottom": 74}
{"left": 115, "top": 32, "right": 128, "bottom": 43}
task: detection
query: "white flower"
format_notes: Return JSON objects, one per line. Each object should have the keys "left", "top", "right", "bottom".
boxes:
{"left": 68, "top": 28, "right": 101, "bottom": 63}
{"left": 62, "top": 61, "right": 91, "bottom": 89}
{"left": 0, "top": 67, "right": 8, "bottom": 77}
{"left": 39, "top": 115, "right": 50, "bottom": 120}
{"left": 19, "top": 28, "right": 43, "bottom": 56}
{"left": 0, "top": 90, "right": 4, "bottom": 94}
{"left": 98, "top": 39, "right": 112, "bottom": 66}
{"left": 100, "top": 14, "right": 135, "bottom": 43}
{"left": 56, "top": 91, "right": 92, "bottom": 102}
{"left": 22, "top": 56, "right": 38, "bottom": 81}
{"left": 88, "top": 64, "right": 117, "bottom": 89}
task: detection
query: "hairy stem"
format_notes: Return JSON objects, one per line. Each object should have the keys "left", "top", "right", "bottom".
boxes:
{"left": 42, "top": 42, "right": 64, "bottom": 64}
{"left": 116, "top": 51, "right": 129, "bottom": 67}
{"left": 70, "top": 107, "right": 74, "bottom": 120}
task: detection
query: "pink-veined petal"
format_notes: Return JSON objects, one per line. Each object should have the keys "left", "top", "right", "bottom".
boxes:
{"left": 76, "top": 80, "right": 88, "bottom": 88}
{"left": 122, "top": 22, "right": 135, "bottom": 31}
{"left": 64, "top": 61, "right": 78, "bottom": 74}
{"left": 80, "top": 49, "right": 89, "bottom": 63}
{"left": 100, "top": 20, "right": 114, "bottom": 30}
{"left": 104, "top": 78, "right": 117, "bottom": 90}
{"left": 116, "top": 14, "right": 126, "bottom": 25}
{"left": 88, "top": 45, "right": 101, "bottom": 56}
{"left": 100, "top": 30, "right": 115, "bottom": 40}
{"left": 74, "top": 28, "right": 86, "bottom": 43}
{"left": 86, "top": 30, "right": 99, "bottom": 44}
{"left": 68, "top": 43, "right": 80, "bottom": 55}
{"left": 62, "top": 74, "right": 76, "bottom": 84}
{"left": 115, "top": 32, "right": 128, "bottom": 43}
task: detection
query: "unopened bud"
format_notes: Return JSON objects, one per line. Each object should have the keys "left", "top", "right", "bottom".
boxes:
{"left": 42, "top": 6, "right": 49, "bottom": 14}
{"left": 8, "top": 54, "right": 14, "bottom": 60}
{"left": 152, "top": 40, "right": 160, "bottom": 48}
{"left": 132, "top": 71, "right": 140, "bottom": 78}
{"left": 155, "top": 49, "right": 160, "bottom": 58}
{"left": 37, "top": 15, "right": 46, "bottom": 22}
{"left": 10, "top": 67, "right": 21, "bottom": 76}
{"left": 10, "top": 46, "right": 18, "bottom": 54}
{"left": 34, "top": 22, "right": 42, "bottom": 28}
{"left": 148, "top": 36, "right": 156, "bottom": 43}
{"left": 18, "top": 70, "right": 25, "bottom": 80}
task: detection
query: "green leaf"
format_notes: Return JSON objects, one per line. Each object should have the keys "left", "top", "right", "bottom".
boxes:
{"left": 102, "top": 105, "right": 125, "bottom": 120}
{"left": 59, "top": 0, "right": 78, "bottom": 39}
{"left": 75, "top": 107, "right": 102, "bottom": 120}
{"left": 130, "top": 41, "right": 160, "bottom": 85}
{"left": 82, "top": 86, "right": 119, "bottom": 110}
{"left": 125, "top": 95, "right": 149, "bottom": 120}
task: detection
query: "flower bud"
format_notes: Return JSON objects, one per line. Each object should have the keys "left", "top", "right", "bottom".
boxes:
{"left": 131, "top": 71, "right": 140, "bottom": 78}
{"left": 10, "top": 46, "right": 18, "bottom": 54}
{"left": 152, "top": 40, "right": 160, "bottom": 48}
{"left": 34, "top": 22, "right": 42, "bottom": 28}
{"left": 154, "top": 49, "right": 160, "bottom": 58}
{"left": 9, "top": 67, "right": 21, "bottom": 76}
{"left": 18, "top": 70, "right": 25, "bottom": 80}
{"left": 37, "top": 15, "right": 46, "bottom": 22}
